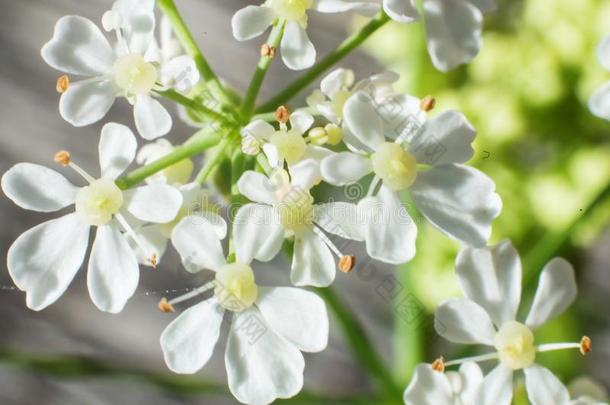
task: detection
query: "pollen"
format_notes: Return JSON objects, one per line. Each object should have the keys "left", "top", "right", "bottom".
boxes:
{"left": 275, "top": 105, "right": 291, "bottom": 124}
{"left": 158, "top": 298, "right": 175, "bottom": 313}
{"left": 580, "top": 336, "right": 592, "bottom": 355}
{"left": 54, "top": 150, "right": 71, "bottom": 166}
{"left": 261, "top": 43, "right": 276, "bottom": 58}
{"left": 56, "top": 75, "right": 70, "bottom": 93}
{"left": 431, "top": 356, "right": 445, "bottom": 373}
{"left": 420, "top": 95, "right": 436, "bottom": 112}
{"left": 338, "top": 255, "right": 356, "bottom": 273}
{"left": 149, "top": 254, "right": 158, "bottom": 269}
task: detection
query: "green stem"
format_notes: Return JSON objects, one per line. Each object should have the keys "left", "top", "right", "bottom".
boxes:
{"left": 523, "top": 180, "right": 610, "bottom": 285}
{"left": 116, "top": 130, "right": 222, "bottom": 189}
{"left": 157, "top": 0, "right": 234, "bottom": 106}
{"left": 240, "top": 21, "right": 286, "bottom": 120}
{"left": 195, "top": 134, "right": 239, "bottom": 184}
{"left": 314, "top": 287, "right": 402, "bottom": 401}
{"left": 157, "top": 89, "right": 236, "bottom": 127}
{"left": 256, "top": 12, "right": 390, "bottom": 113}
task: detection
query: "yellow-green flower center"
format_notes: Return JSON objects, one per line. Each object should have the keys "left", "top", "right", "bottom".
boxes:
{"left": 267, "top": 0, "right": 313, "bottom": 21}
{"left": 270, "top": 129, "right": 307, "bottom": 165}
{"left": 214, "top": 262, "right": 258, "bottom": 312}
{"left": 371, "top": 142, "right": 417, "bottom": 191}
{"left": 75, "top": 178, "right": 123, "bottom": 226}
{"left": 330, "top": 90, "right": 351, "bottom": 120}
{"left": 494, "top": 321, "right": 536, "bottom": 370}
{"left": 113, "top": 54, "right": 158, "bottom": 95}
{"left": 277, "top": 189, "right": 314, "bottom": 233}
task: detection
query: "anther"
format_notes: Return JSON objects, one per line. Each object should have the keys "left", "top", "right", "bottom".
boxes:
{"left": 580, "top": 336, "right": 592, "bottom": 355}
{"left": 54, "top": 150, "right": 71, "bottom": 166}
{"left": 431, "top": 356, "right": 445, "bottom": 373}
{"left": 338, "top": 255, "right": 356, "bottom": 273}
{"left": 56, "top": 75, "right": 70, "bottom": 93}
{"left": 420, "top": 95, "right": 436, "bottom": 112}
{"left": 275, "top": 105, "right": 291, "bottom": 124}
{"left": 149, "top": 254, "right": 158, "bottom": 269}
{"left": 158, "top": 297, "right": 175, "bottom": 313}
{"left": 261, "top": 44, "right": 276, "bottom": 58}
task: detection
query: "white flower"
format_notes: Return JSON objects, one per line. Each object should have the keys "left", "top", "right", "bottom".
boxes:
{"left": 568, "top": 377, "right": 609, "bottom": 405}
{"left": 41, "top": 0, "right": 173, "bottom": 139}
{"left": 136, "top": 139, "right": 194, "bottom": 185}
{"left": 523, "top": 371, "right": 609, "bottom": 405}
{"left": 162, "top": 217, "right": 329, "bottom": 405}
{"left": 235, "top": 165, "right": 359, "bottom": 287}
{"left": 231, "top": 0, "right": 379, "bottom": 70}
{"left": 129, "top": 182, "right": 225, "bottom": 266}
{"left": 307, "top": 68, "right": 399, "bottom": 132}
{"left": 403, "top": 362, "right": 483, "bottom": 405}
{"left": 240, "top": 109, "right": 332, "bottom": 168}
{"left": 1, "top": 123, "right": 183, "bottom": 313}
{"left": 144, "top": 16, "right": 200, "bottom": 93}
{"left": 433, "top": 240, "right": 587, "bottom": 405}
{"left": 380, "top": 0, "right": 496, "bottom": 71}
{"left": 589, "top": 36, "right": 610, "bottom": 121}
{"left": 319, "top": 90, "right": 501, "bottom": 264}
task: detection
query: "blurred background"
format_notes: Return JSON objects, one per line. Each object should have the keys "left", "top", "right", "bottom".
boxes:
{"left": 0, "top": 0, "right": 609, "bottom": 404}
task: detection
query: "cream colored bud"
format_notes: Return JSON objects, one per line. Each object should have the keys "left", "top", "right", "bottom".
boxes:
{"left": 324, "top": 123, "right": 342, "bottom": 145}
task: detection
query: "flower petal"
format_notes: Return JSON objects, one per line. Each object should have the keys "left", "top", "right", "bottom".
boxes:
{"left": 99, "top": 123, "right": 137, "bottom": 180}
{"left": 410, "top": 164, "right": 502, "bottom": 247}
{"left": 456, "top": 240, "right": 522, "bottom": 327}
{"left": 160, "top": 298, "right": 225, "bottom": 374}
{"left": 231, "top": 5, "right": 275, "bottom": 41}
{"left": 376, "top": 94, "right": 426, "bottom": 141}
{"left": 59, "top": 79, "right": 117, "bottom": 127}
{"left": 2, "top": 163, "right": 78, "bottom": 212}
{"left": 320, "top": 68, "right": 354, "bottom": 98}
{"left": 458, "top": 362, "right": 484, "bottom": 404}
{"left": 411, "top": 111, "right": 476, "bottom": 165}
{"left": 343, "top": 91, "right": 384, "bottom": 151}
{"left": 434, "top": 298, "right": 496, "bottom": 345}
{"left": 291, "top": 229, "right": 335, "bottom": 287}
{"left": 237, "top": 171, "right": 277, "bottom": 205}
{"left": 524, "top": 365, "right": 571, "bottom": 405}
{"left": 588, "top": 81, "right": 610, "bottom": 121}
{"left": 525, "top": 258, "right": 577, "bottom": 330}
{"left": 290, "top": 158, "right": 322, "bottom": 191}
{"left": 134, "top": 95, "right": 173, "bottom": 140}
{"left": 256, "top": 287, "right": 328, "bottom": 352}
{"left": 358, "top": 185, "right": 417, "bottom": 264}
{"left": 314, "top": 202, "right": 364, "bottom": 241}
{"left": 226, "top": 308, "right": 305, "bottom": 405}
{"left": 314, "top": 0, "right": 379, "bottom": 16}
{"left": 171, "top": 216, "right": 226, "bottom": 272}
{"left": 113, "top": 0, "right": 156, "bottom": 55}
{"left": 130, "top": 224, "right": 168, "bottom": 266}
{"left": 124, "top": 183, "right": 183, "bottom": 223}
{"left": 403, "top": 364, "right": 453, "bottom": 405}
{"left": 320, "top": 152, "right": 372, "bottom": 186}
{"left": 383, "top": 0, "right": 420, "bottom": 23}
{"left": 160, "top": 55, "right": 200, "bottom": 92}
{"left": 423, "top": 0, "right": 483, "bottom": 71}
{"left": 87, "top": 223, "right": 139, "bottom": 313}
{"left": 41, "top": 15, "right": 114, "bottom": 76}
{"left": 234, "top": 204, "right": 284, "bottom": 264}
{"left": 475, "top": 364, "right": 514, "bottom": 405}
{"left": 7, "top": 213, "right": 89, "bottom": 311}
{"left": 596, "top": 35, "right": 610, "bottom": 71}
{"left": 242, "top": 120, "right": 276, "bottom": 141}
{"left": 290, "top": 110, "right": 314, "bottom": 134}
{"left": 281, "top": 21, "right": 316, "bottom": 70}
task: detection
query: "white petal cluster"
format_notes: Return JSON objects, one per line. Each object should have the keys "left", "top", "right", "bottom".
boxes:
{"left": 589, "top": 36, "right": 610, "bottom": 121}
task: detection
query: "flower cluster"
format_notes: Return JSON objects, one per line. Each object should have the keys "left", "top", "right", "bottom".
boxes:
{"left": 2, "top": 0, "right": 607, "bottom": 404}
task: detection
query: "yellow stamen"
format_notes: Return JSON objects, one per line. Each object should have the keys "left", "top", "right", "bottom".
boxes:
{"left": 56, "top": 75, "right": 70, "bottom": 93}
{"left": 338, "top": 255, "right": 356, "bottom": 273}
{"left": 580, "top": 336, "right": 592, "bottom": 355}
{"left": 158, "top": 298, "right": 175, "bottom": 313}
{"left": 275, "top": 105, "right": 291, "bottom": 124}
{"left": 149, "top": 254, "right": 158, "bottom": 269}
{"left": 420, "top": 95, "right": 436, "bottom": 112}
{"left": 261, "top": 43, "right": 276, "bottom": 58}
{"left": 54, "top": 150, "right": 71, "bottom": 166}
{"left": 431, "top": 357, "right": 445, "bottom": 373}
